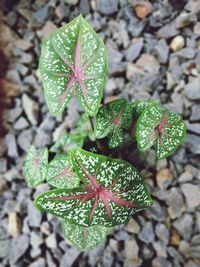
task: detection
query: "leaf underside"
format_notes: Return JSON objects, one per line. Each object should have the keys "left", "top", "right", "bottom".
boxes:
{"left": 23, "top": 145, "right": 48, "bottom": 187}
{"left": 47, "top": 156, "right": 80, "bottom": 189}
{"left": 62, "top": 219, "right": 109, "bottom": 251}
{"left": 136, "top": 104, "right": 186, "bottom": 159}
{"left": 95, "top": 98, "right": 133, "bottom": 148}
{"left": 35, "top": 149, "right": 152, "bottom": 227}
{"left": 39, "top": 15, "right": 108, "bottom": 116}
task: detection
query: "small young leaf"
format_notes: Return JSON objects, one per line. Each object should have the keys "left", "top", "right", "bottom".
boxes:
{"left": 50, "top": 133, "right": 84, "bottom": 156}
{"left": 35, "top": 149, "right": 152, "bottom": 227}
{"left": 62, "top": 219, "right": 109, "bottom": 251}
{"left": 23, "top": 145, "right": 48, "bottom": 187}
{"left": 95, "top": 98, "right": 133, "bottom": 148}
{"left": 131, "top": 100, "right": 159, "bottom": 118}
{"left": 136, "top": 104, "right": 186, "bottom": 159}
{"left": 76, "top": 113, "right": 95, "bottom": 141}
{"left": 47, "top": 156, "right": 80, "bottom": 189}
{"left": 39, "top": 15, "right": 108, "bottom": 116}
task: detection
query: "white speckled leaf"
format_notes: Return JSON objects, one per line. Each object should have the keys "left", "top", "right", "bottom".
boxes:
{"left": 62, "top": 219, "right": 109, "bottom": 251}
{"left": 131, "top": 100, "right": 159, "bottom": 118}
{"left": 50, "top": 133, "right": 84, "bottom": 156}
{"left": 23, "top": 145, "right": 48, "bottom": 187}
{"left": 136, "top": 104, "right": 186, "bottom": 159}
{"left": 34, "top": 149, "right": 152, "bottom": 227}
{"left": 95, "top": 98, "right": 133, "bottom": 148}
{"left": 47, "top": 156, "right": 80, "bottom": 189}
{"left": 39, "top": 15, "right": 108, "bottom": 116}
{"left": 76, "top": 113, "right": 95, "bottom": 141}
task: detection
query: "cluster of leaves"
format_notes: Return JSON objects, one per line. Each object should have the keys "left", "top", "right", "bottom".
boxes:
{"left": 23, "top": 15, "right": 186, "bottom": 251}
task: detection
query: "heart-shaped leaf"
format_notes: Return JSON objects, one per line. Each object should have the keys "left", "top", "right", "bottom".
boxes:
{"left": 136, "top": 104, "right": 186, "bottom": 159}
{"left": 62, "top": 219, "right": 109, "bottom": 251}
{"left": 39, "top": 15, "right": 108, "bottom": 116}
{"left": 34, "top": 149, "right": 152, "bottom": 227}
{"left": 76, "top": 113, "right": 95, "bottom": 141}
{"left": 50, "top": 133, "right": 84, "bottom": 156}
{"left": 47, "top": 156, "right": 80, "bottom": 189}
{"left": 95, "top": 98, "right": 133, "bottom": 148}
{"left": 23, "top": 145, "right": 48, "bottom": 187}
{"left": 131, "top": 100, "right": 159, "bottom": 118}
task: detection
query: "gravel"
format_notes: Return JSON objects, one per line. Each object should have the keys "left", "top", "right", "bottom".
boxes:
{"left": 1, "top": 0, "right": 200, "bottom": 266}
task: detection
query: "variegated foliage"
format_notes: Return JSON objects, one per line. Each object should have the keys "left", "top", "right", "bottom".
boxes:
{"left": 39, "top": 15, "right": 108, "bottom": 116}
{"left": 131, "top": 100, "right": 159, "bottom": 118}
{"left": 136, "top": 104, "right": 186, "bottom": 159}
{"left": 95, "top": 98, "right": 133, "bottom": 148}
{"left": 35, "top": 149, "right": 152, "bottom": 227}
{"left": 23, "top": 145, "right": 48, "bottom": 187}
{"left": 76, "top": 113, "right": 95, "bottom": 141}
{"left": 62, "top": 219, "right": 109, "bottom": 251}
{"left": 47, "top": 156, "right": 80, "bottom": 189}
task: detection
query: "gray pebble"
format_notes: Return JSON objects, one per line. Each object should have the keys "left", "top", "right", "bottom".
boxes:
{"left": 181, "top": 183, "right": 200, "bottom": 208}
{"left": 10, "top": 234, "right": 29, "bottom": 263}
{"left": 60, "top": 247, "right": 80, "bottom": 267}
{"left": 17, "top": 129, "right": 33, "bottom": 152}
{"left": 185, "top": 121, "right": 200, "bottom": 135}
{"left": 30, "top": 231, "right": 43, "bottom": 249}
{"left": 0, "top": 158, "right": 7, "bottom": 173}
{"left": 190, "top": 105, "right": 200, "bottom": 121}
{"left": 173, "top": 213, "right": 193, "bottom": 241}
{"left": 125, "top": 38, "right": 143, "bottom": 62}
{"left": 165, "top": 187, "right": 185, "bottom": 219}
{"left": 96, "top": 0, "right": 118, "bottom": 15}
{"left": 138, "top": 222, "right": 155, "bottom": 243}
{"left": 13, "top": 117, "right": 29, "bottom": 130}
{"left": 154, "top": 39, "right": 169, "bottom": 64}
{"left": 28, "top": 200, "right": 42, "bottom": 228}
{"left": 152, "top": 257, "right": 172, "bottom": 267}
{"left": 0, "top": 239, "right": 10, "bottom": 258}
{"left": 29, "top": 257, "right": 45, "bottom": 267}
{"left": 155, "top": 223, "right": 169, "bottom": 244}
{"left": 157, "top": 21, "right": 179, "bottom": 39}
{"left": 5, "top": 133, "right": 18, "bottom": 158}
{"left": 141, "top": 244, "right": 154, "bottom": 259}
{"left": 185, "top": 78, "right": 200, "bottom": 100}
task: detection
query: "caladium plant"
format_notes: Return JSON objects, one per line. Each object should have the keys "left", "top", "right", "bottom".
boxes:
{"left": 23, "top": 14, "right": 186, "bottom": 251}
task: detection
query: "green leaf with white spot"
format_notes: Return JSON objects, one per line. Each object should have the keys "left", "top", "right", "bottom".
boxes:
{"left": 136, "top": 104, "right": 186, "bottom": 160}
{"left": 39, "top": 15, "right": 108, "bottom": 116}
{"left": 50, "top": 133, "right": 84, "bottom": 156}
{"left": 131, "top": 100, "right": 159, "bottom": 118}
{"left": 34, "top": 148, "right": 152, "bottom": 227}
{"left": 62, "top": 219, "right": 109, "bottom": 251}
{"left": 76, "top": 113, "right": 95, "bottom": 141}
{"left": 95, "top": 98, "right": 133, "bottom": 148}
{"left": 23, "top": 145, "right": 48, "bottom": 187}
{"left": 47, "top": 156, "right": 80, "bottom": 189}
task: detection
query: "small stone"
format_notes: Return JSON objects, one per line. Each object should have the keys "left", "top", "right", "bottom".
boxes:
{"left": 185, "top": 121, "right": 200, "bottom": 135}
{"left": 29, "top": 257, "right": 45, "bottom": 267}
{"left": 7, "top": 11, "right": 17, "bottom": 27}
{"left": 30, "top": 231, "right": 43, "bottom": 249}
{"left": 30, "top": 247, "right": 42, "bottom": 259}
{"left": 10, "top": 234, "right": 29, "bottom": 263}
{"left": 134, "top": 1, "right": 153, "bottom": 19}
{"left": 185, "top": 78, "right": 200, "bottom": 100}
{"left": 80, "top": 0, "right": 90, "bottom": 14}
{"left": 194, "top": 22, "right": 200, "bottom": 35}
{"left": 173, "top": 213, "right": 193, "bottom": 241}
{"left": 96, "top": 0, "right": 118, "bottom": 15}
{"left": 152, "top": 257, "right": 172, "bottom": 267}
{"left": 154, "top": 39, "right": 169, "bottom": 64}
{"left": 153, "top": 241, "right": 167, "bottom": 258}
{"left": 148, "top": 200, "right": 166, "bottom": 221}
{"left": 60, "top": 247, "right": 80, "bottom": 267}
{"left": 141, "top": 244, "right": 154, "bottom": 259}
{"left": 15, "top": 39, "right": 33, "bottom": 51}
{"left": 19, "top": 52, "right": 33, "bottom": 64}
{"left": 28, "top": 200, "right": 42, "bottom": 228}
{"left": 175, "top": 12, "right": 196, "bottom": 29}
{"left": 181, "top": 183, "right": 200, "bottom": 208}
{"left": 0, "top": 158, "right": 7, "bottom": 173}
{"left": 170, "top": 229, "right": 181, "bottom": 246}
{"left": 0, "top": 239, "right": 10, "bottom": 258}
{"left": 125, "top": 218, "right": 140, "bottom": 234}
{"left": 166, "top": 187, "right": 185, "bottom": 219}
{"left": 55, "top": 2, "right": 69, "bottom": 19}
{"left": 13, "top": 117, "right": 29, "bottom": 130}
{"left": 8, "top": 212, "right": 21, "bottom": 237}
{"left": 102, "top": 246, "right": 113, "bottom": 267}
{"left": 175, "top": 48, "right": 195, "bottom": 59}
{"left": 125, "top": 38, "right": 143, "bottom": 62}
{"left": 5, "top": 133, "right": 18, "bottom": 158}
{"left": 37, "top": 21, "right": 57, "bottom": 39}
{"left": 109, "top": 239, "right": 119, "bottom": 253}
{"left": 125, "top": 238, "right": 139, "bottom": 260}
{"left": 7, "top": 106, "right": 22, "bottom": 123}
{"left": 105, "top": 78, "right": 117, "bottom": 95}
{"left": 179, "top": 171, "right": 193, "bottom": 183}
{"left": 138, "top": 222, "right": 155, "bottom": 243}
{"left": 136, "top": 53, "right": 160, "bottom": 73}
{"left": 22, "top": 94, "right": 39, "bottom": 125}
{"left": 190, "top": 105, "right": 200, "bottom": 121}
{"left": 179, "top": 240, "right": 200, "bottom": 259}
{"left": 185, "top": 134, "right": 200, "bottom": 154}
{"left": 170, "top": 35, "right": 185, "bottom": 52}
{"left": 0, "top": 178, "right": 7, "bottom": 196}
{"left": 64, "top": 0, "right": 78, "bottom": 5}
{"left": 34, "top": 5, "right": 51, "bottom": 23}
{"left": 156, "top": 168, "right": 173, "bottom": 189}
{"left": 46, "top": 251, "right": 57, "bottom": 267}
{"left": 155, "top": 223, "right": 169, "bottom": 244}
{"left": 17, "top": 129, "right": 33, "bottom": 152}
{"left": 157, "top": 21, "right": 179, "bottom": 39}
{"left": 45, "top": 233, "right": 57, "bottom": 249}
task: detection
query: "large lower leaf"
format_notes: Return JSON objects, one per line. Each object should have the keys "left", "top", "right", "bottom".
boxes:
{"left": 95, "top": 98, "right": 133, "bottom": 148}
{"left": 23, "top": 145, "right": 48, "bottom": 187}
{"left": 47, "top": 156, "right": 80, "bottom": 189}
{"left": 136, "top": 104, "right": 186, "bottom": 159}
{"left": 62, "top": 219, "right": 109, "bottom": 251}
{"left": 35, "top": 149, "right": 152, "bottom": 227}
{"left": 39, "top": 15, "right": 108, "bottom": 116}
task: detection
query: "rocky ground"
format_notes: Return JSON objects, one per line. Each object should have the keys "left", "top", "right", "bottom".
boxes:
{"left": 0, "top": 0, "right": 200, "bottom": 266}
